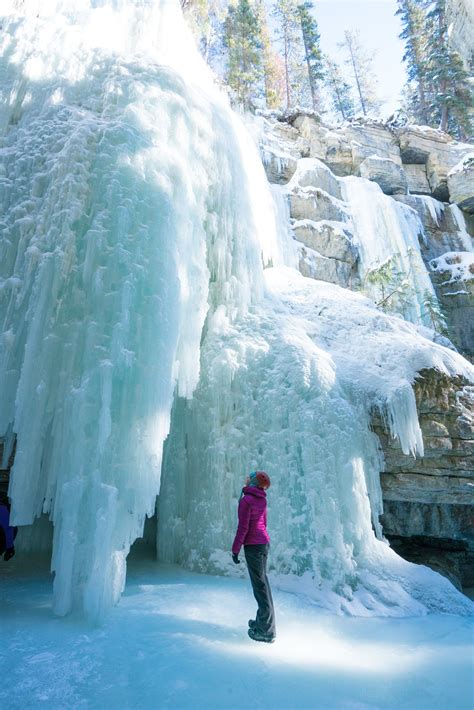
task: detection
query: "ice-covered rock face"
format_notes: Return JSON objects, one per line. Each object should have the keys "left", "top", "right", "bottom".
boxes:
{"left": 1, "top": 0, "right": 473, "bottom": 620}
{"left": 446, "top": 0, "right": 474, "bottom": 72}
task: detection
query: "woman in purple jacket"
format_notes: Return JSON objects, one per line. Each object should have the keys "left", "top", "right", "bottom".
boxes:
{"left": 232, "top": 471, "right": 276, "bottom": 643}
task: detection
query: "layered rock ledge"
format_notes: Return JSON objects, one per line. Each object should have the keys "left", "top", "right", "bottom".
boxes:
{"left": 374, "top": 369, "right": 473, "bottom": 591}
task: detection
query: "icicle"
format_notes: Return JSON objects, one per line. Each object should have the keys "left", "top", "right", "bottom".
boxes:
{"left": 382, "top": 383, "right": 424, "bottom": 457}
{"left": 450, "top": 204, "right": 473, "bottom": 252}
{"left": 269, "top": 185, "right": 299, "bottom": 270}
{"left": 417, "top": 195, "right": 445, "bottom": 228}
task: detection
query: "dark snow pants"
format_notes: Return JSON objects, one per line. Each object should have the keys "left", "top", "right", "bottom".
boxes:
{"left": 244, "top": 543, "right": 276, "bottom": 637}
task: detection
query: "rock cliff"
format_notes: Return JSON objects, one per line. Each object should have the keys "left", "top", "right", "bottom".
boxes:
{"left": 259, "top": 112, "right": 474, "bottom": 357}
{"left": 446, "top": 0, "right": 474, "bottom": 72}
{"left": 375, "top": 370, "right": 473, "bottom": 591}
{"left": 258, "top": 112, "right": 474, "bottom": 590}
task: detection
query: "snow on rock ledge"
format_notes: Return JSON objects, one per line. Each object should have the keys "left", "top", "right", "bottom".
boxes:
{"left": 259, "top": 114, "right": 474, "bottom": 206}
{"left": 429, "top": 251, "right": 474, "bottom": 285}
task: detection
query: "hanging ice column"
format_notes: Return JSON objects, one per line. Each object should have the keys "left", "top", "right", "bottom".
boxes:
{"left": 0, "top": 0, "right": 279, "bottom": 619}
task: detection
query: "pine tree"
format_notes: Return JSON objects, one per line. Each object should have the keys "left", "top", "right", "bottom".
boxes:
{"left": 297, "top": 0, "right": 324, "bottom": 111}
{"left": 395, "top": 0, "right": 430, "bottom": 124}
{"left": 422, "top": 291, "right": 448, "bottom": 335}
{"left": 223, "top": 0, "right": 263, "bottom": 111}
{"left": 324, "top": 55, "right": 355, "bottom": 121}
{"left": 424, "top": 0, "right": 472, "bottom": 139}
{"left": 364, "top": 254, "right": 414, "bottom": 316}
{"left": 339, "top": 30, "right": 381, "bottom": 116}
{"left": 290, "top": 62, "right": 313, "bottom": 108}
{"left": 272, "top": 0, "right": 304, "bottom": 109}
{"left": 255, "top": 0, "right": 286, "bottom": 109}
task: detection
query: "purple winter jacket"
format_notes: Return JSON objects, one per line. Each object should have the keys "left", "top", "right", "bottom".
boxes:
{"left": 0, "top": 503, "right": 15, "bottom": 550}
{"left": 232, "top": 486, "right": 270, "bottom": 555}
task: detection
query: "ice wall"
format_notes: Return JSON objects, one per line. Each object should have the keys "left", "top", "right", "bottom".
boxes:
{"left": 0, "top": 0, "right": 277, "bottom": 618}
{"left": 158, "top": 266, "right": 473, "bottom": 614}
{"left": 1, "top": 0, "right": 473, "bottom": 619}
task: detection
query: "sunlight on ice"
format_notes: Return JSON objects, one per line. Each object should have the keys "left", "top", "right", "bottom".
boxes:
{"left": 195, "top": 630, "right": 422, "bottom": 675}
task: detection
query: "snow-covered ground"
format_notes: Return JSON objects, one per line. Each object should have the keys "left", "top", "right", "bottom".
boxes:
{"left": 2, "top": 553, "right": 473, "bottom": 710}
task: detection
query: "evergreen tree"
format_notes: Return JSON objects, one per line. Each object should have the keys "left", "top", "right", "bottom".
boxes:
{"left": 324, "top": 55, "right": 355, "bottom": 121}
{"left": 424, "top": 0, "right": 472, "bottom": 138}
{"left": 363, "top": 253, "right": 414, "bottom": 317}
{"left": 223, "top": 0, "right": 263, "bottom": 110}
{"left": 289, "top": 62, "right": 313, "bottom": 108}
{"left": 395, "top": 0, "right": 430, "bottom": 124}
{"left": 255, "top": 0, "right": 286, "bottom": 109}
{"left": 339, "top": 30, "right": 381, "bottom": 116}
{"left": 297, "top": 0, "right": 324, "bottom": 111}
{"left": 272, "top": 0, "right": 304, "bottom": 109}
{"left": 422, "top": 291, "right": 448, "bottom": 335}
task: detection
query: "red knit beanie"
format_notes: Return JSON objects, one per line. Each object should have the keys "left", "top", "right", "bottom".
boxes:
{"left": 254, "top": 470, "right": 271, "bottom": 489}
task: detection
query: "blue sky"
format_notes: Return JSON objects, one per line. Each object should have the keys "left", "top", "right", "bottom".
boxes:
{"left": 314, "top": 0, "right": 406, "bottom": 115}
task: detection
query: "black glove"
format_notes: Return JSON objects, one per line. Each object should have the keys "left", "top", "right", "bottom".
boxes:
{"left": 4, "top": 547, "right": 15, "bottom": 562}
{"left": 232, "top": 553, "right": 240, "bottom": 565}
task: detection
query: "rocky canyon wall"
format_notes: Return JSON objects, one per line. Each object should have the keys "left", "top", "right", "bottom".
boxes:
{"left": 446, "top": 0, "right": 474, "bottom": 72}
{"left": 259, "top": 112, "right": 474, "bottom": 590}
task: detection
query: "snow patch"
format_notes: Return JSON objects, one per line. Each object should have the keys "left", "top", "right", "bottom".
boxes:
{"left": 429, "top": 251, "right": 474, "bottom": 284}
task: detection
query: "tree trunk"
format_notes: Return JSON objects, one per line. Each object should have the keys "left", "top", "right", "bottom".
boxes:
{"left": 417, "top": 78, "right": 428, "bottom": 124}
{"left": 301, "top": 25, "right": 318, "bottom": 110}
{"left": 284, "top": 32, "right": 291, "bottom": 109}
{"left": 347, "top": 42, "right": 366, "bottom": 115}
{"left": 439, "top": 93, "right": 449, "bottom": 132}
{"left": 334, "top": 84, "right": 346, "bottom": 120}
{"left": 438, "top": 7, "right": 449, "bottom": 132}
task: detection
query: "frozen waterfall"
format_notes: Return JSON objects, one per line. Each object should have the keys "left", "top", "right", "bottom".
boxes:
{"left": 1, "top": 0, "right": 473, "bottom": 620}
{"left": 342, "top": 178, "right": 437, "bottom": 327}
{"left": 0, "top": 0, "right": 276, "bottom": 618}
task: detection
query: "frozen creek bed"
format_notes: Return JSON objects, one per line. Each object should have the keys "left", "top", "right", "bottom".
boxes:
{"left": 1, "top": 554, "right": 473, "bottom": 710}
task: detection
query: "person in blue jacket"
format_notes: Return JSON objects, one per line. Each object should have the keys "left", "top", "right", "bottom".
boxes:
{"left": 0, "top": 494, "right": 16, "bottom": 561}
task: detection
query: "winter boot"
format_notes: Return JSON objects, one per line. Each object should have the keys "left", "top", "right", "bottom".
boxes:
{"left": 248, "top": 627, "right": 275, "bottom": 644}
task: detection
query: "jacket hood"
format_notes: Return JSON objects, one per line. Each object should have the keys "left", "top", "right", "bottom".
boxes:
{"left": 242, "top": 485, "right": 267, "bottom": 498}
